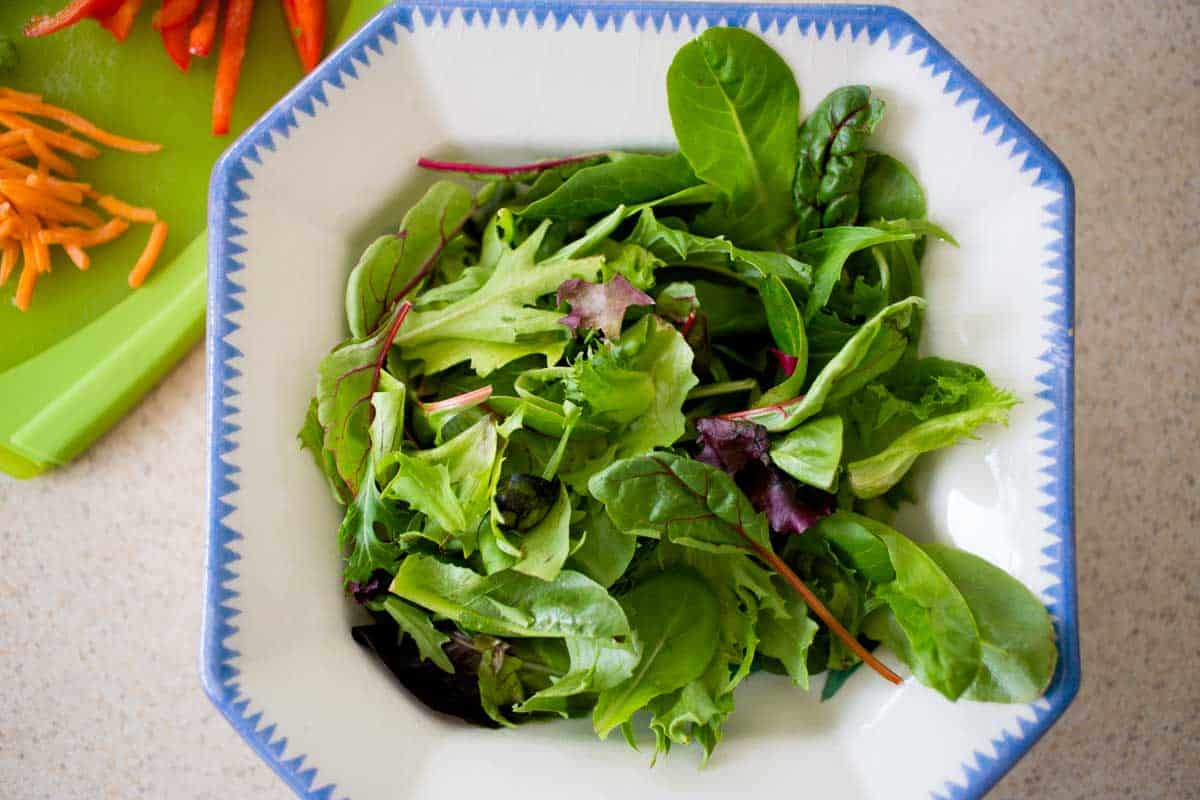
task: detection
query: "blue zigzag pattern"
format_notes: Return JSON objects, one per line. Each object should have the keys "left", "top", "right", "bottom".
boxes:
{"left": 203, "top": 4, "right": 1077, "bottom": 799}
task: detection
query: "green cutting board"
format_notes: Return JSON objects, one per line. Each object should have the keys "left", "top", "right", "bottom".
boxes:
{"left": 0, "top": 0, "right": 387, "bottom": 477}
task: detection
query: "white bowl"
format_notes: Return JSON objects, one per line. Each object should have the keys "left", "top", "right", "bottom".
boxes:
{"left": 203, "top": 4, "right": 1078, "bottom": 798}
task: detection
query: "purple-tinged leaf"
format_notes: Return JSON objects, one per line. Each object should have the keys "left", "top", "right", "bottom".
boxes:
{"left": 557, "top": 275, "right": 654, "bottom": 340}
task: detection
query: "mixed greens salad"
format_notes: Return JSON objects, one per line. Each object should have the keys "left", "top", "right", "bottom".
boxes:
{"left": 299, "top": 27, "right": 1057, "bottom": 760}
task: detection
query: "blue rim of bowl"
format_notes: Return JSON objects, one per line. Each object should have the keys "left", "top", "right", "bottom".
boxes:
{"left": 203, "top": 4, "right": 1078, "bottom": 799}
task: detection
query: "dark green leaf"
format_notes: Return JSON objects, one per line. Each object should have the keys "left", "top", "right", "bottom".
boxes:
{"left": 381, "top": 596, "right": 454, "bottom": 673}
{"left": 793, "top": 86, "right": 885, "bottom": 240}
{"left": 567, "top": 498, "right": 637, "bottom": 588}
{"left": 338, "top": 456, "right": 407, "bottom": 585}
{"left": 521, "top": 152, "right": 702, "bottom": 221}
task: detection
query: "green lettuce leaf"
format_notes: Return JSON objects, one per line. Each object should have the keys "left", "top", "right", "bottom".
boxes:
{"left": 392, "top": 221, "right": 603, "bottom": 375}
{"left": 593, "top": 569, "right": 721, "bottom": 737}
{"left": 769, "top": 415, "right": 843, "bottom": 491}
{"left": 390, "top": 556, "right": 629, "bottom": 639}
{"left": 515, "top": 635, "right": 641, "bottom": 715}
{"left": 298, "top": 396, "right": 350, "bottom": 504}
{"left": 667, "top": 27, "right": 800, "bottom": 247}
{"left": 757, "top": 581, "right": 819, "bottom": 689}
{"left": 338, "top": 454, "right": 408, "bottom": 585}
{"left": 567, "top": 498, "right": 637, "bottom": 588}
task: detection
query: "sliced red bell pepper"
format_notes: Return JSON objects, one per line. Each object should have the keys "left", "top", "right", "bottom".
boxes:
{"left": 24, "top": 0, "right": 125, "bottom": 37}
{"left": 213, "top": 0, "right": 255, "bottom": 135}
{"left": 97, "top": 0, "right": 143, "bottom": 41}
{"left": 160, "top": 0, "right": 192, "bottom": 71}
{"left": 282, "top": 0, "right": 325, "bottom": 73}
{"left": 189, "top": 0, "right": 220, "bottom": 57}
{"left": 153, "top": 0, "right": 202, "bottom": 30}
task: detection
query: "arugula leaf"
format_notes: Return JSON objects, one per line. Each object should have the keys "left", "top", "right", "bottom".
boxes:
{"left": 667, "top": 28, "right": 800, "bottom": 247}
{"left": 392, "top": 222, "right": 603, "bottom": 375}
{"left": 593, "top": 569, "right": 721, "bottom": 737}
{"left": 516, "top": 635, "right": 640, "bottom": 715}
{"left": 381, "top": 596, "right": 454, "bottom": 673}
{"left": 316, "top": 302, "right": 412, "bottom": 494}
{"left": 339, "top": 455, "right": 408, "bottom": 585}
{"left": 390, "top": 556, "right": 630, "bottom": 639}
{"left": 557, "top": 275, "right": 654, "bottom": 340}
{"left": 793, "top": 86, "right": 885, "bottom": 240}
{"left": 769, "top": 415, "right": 843, "bottom": 491}
{"left": 626, "top": 208, "right": 811, "bottom": 289}
{"left": 859, "top": 153, "right": 927, "bottom": 222}
{"left": 566, "top": 315, "right": 698, "bottom": 458}
{"left": 727, "top": 297, "right": 924, "bottom": 431}
{"left": 521, "top": 152, "right": 702, "bottom": 220}
{"left": 567, "top": 498, "right": 637, "bottom": 588}
{"left": 923, "top": 544, "right": 1057, "bottom": 703}
{"left": 862, "top": 524, "right": 981, "bottom": 700}
{"left": 345, "top": 181, "right": 477, "bottom": 338}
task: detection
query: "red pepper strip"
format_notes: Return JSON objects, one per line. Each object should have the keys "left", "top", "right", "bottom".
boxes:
{"left": 292, "top": 0, "right": 325, "bottom": 72}
{"left": 98, "top": 0, "right": 143, "bottom": 40}
{"left": 24, "top": 0, "right": 124, "bottom": 37}
{"left": 212, "top": 0, "right": 255, "bottom": 135}
{"left": 188, "top": 0, "right": 220, "bottom": 56}
{"left": 152, "top": 0, "right": 202, "bottom": 30}
{"left": 159, "top": 0, "right": 191, "bottom": 72}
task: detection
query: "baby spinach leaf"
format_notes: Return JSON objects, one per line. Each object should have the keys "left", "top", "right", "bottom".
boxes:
{"left": 847, "top": 385, "right": 1015, "bottom": 498}
{"left": 382, "top": 596, "right": 454, "bottom": 673}
{"left": 793, "top": 86, "right": 885, "bottom": 240}
{"left": 694, "top": 280, "right": 769, "bottom": 336}
{"left": 863, "top": 524, "right": 981, "bottom": 700}
{"left": 567, "top": 498, "right": 637, "bottom": 588}
{"left": 521, "top": 152, "right": 702, "bottom": 221}
{"left": 769, "top": 415, "right": 843, "bottom": 491}
{"left": 390, "top": 556, "right": 630, "bottom": 640}
{"left": 316, "top": 302, "right": 412, "bottom": 494}
{"left": 729, "top": 297, "right": 924, "bottom": 431}
{"left": 345, "top": 181, "right": 477, "bottom": 338}
{"left": 859, "top": 153, "right": 926, "bottom": 222}
{"left": 810, "top": 511, "right": 897, "bottom": 585}
{"left": 759, "top": 274, "right": 806, "bottom": 358}
{"left": 393, "top": 222, "right": 603, "bottom": 376}
{"left": 588, "top": 452, "right": 771, "bottom": 554}
{"left": 922, "top": 544, "right": 1057, "bottom": 703}
{"left": 667, "top": 29, "right": 799, "bottom": 247}
{"left": 593, "top": 569, "right": 721, "bottom": 737}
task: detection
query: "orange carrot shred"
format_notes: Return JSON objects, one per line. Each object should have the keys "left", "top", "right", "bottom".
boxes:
{"left": 64, "top": 243, "right": 90, "bottom": 270}
{"left": 96, "top": 194, "right": 157, "bottom": 223}
{"left": 128, "top": 220, "right": 168, "bottom": 287}
{"left": 0, "top": 98, "right": 161, "bottom": 153}
{"left": 0, "top": 240, "right": 17, "bottom": 285}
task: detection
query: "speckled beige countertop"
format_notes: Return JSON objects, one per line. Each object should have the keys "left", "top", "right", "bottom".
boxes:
{"left": 2, "top": 1, "right": 1198, "bottom": 797}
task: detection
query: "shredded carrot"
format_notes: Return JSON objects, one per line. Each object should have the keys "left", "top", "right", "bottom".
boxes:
{"left": 0, "top": 86, "right": 163, "bottom": 310}
{"left": 128, "top": 221, "right": 167, "bottom": 287}
{"left": 0, "top": 241, "right": 17, "bottom": 284}
{"left": 0, "top": 113, "right": 101, "bottom": 159}
{"left": 64, "top": 243, "right": 90, "bottom": 270}
{"left": 96, "top": 194, "right": 157, "bottom": 224}
{"left": 0, "top": 97, "right": 161, "bottom": 153}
